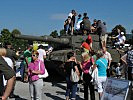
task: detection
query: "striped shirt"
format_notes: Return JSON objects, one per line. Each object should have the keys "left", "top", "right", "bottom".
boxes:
{"left": 126, "top": 50, "right": 133, "bottom": 67}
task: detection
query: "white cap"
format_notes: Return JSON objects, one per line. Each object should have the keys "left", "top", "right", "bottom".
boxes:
{"left": 121, "top": 32, "right": 124, "bottom": 35}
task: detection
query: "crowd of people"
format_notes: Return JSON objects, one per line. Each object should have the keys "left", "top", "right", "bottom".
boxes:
{"left": 64, "top": 10, "right": 127, "bottom": 49}
{"left": 0, "top": 10, "right": 132, "bottom": 100}
{"left": 64, "top": 40, "right": 132, "bottom": 100}
{"left": 63, "top": 48, "right": 112, "bottom": 99}
{"left": 63, "top": 10, "right": 132, "bottom": 100}
{"left": 0, "top": 43, "right": 47, "bottom": 100}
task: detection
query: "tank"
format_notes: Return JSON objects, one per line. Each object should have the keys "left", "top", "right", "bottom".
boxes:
{"left": 13, "top": 34, "right": 126, "bottom": 78}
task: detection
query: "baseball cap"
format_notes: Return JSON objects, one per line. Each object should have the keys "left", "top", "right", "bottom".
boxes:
{"left": 121, "top": 32, "right": 124, "bottom": 35}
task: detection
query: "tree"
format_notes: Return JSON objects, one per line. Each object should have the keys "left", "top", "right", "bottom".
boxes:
{"left": 131, "top": 29, "right": 133, "bottom": 44}
{"left": 50, "top": 30, "right": 58, "bottom": 38}
{"left": 0, "top": 28, "right": 28, "bottom": 50}
{"left": 131, "top": 29, "right": 133, "bottom": 34}
{"left": 111, "top": 25, "right": 126, "bottom": 36}
{"left": 11, "top": 29, "right": 28, "bottom": 50}
{"left": 0, "top": 29, "right": 12, "bottom": 45}
{"left": 60, "top": 29, "right": 65, "bottom": 36}
{"left": 12, "top": 29, "right": 21, "bottom": 36}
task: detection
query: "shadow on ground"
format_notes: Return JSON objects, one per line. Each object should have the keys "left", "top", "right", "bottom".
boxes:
{"left": 51, "top": 83, "right": 66, "bottom": 90}
{"left": 15, "top": 97, "right": 27, "bottom": 100}
{"left": 45, "top": 93, "right": 64, "bottom": 100}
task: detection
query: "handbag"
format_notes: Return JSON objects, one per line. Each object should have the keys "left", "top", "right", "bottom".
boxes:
{"left": 90, "top": 67, "right": 98, "bottom": 85}
{"left": 70, "top": 68, "right": 79, "bottom": 82}
{"left": 70, "top": 62, "right": 79, "bottom": 82}
{"left": 38, "top": 61, "right": 49, "bottom": 78}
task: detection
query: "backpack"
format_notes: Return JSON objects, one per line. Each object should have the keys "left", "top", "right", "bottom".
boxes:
{"left": 70, "top": 62, "right": 79, "bottom": 82}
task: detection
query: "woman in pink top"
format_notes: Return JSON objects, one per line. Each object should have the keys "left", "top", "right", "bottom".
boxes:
{"left": 80, "top": 52, "right": 95, "bottom": 100}
{"left": 28, "top": 51, "right": 45, "bottom": 100}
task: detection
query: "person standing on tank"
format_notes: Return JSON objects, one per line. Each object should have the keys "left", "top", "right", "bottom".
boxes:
{"left": 68, "top": 10, "right": 77, "bottom": 35}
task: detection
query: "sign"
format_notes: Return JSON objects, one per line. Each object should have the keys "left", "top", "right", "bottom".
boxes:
{"left": 101, "top": 78, "right": 131, "bottom": 100}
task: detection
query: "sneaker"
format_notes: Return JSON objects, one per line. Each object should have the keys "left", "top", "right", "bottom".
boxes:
{"left": 16, "top": 71, "right": 21, "bottom": 77}
{"left": 9, "top": 94, "right": 19, "bottom": 98}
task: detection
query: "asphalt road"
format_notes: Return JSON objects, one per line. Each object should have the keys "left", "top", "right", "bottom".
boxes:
{"left": 11, "top": 81, "right": 83, "bottom": 100}
{"left": 9, "top": 69, "right": 132, "bottom": 100}
{"left": 9, "top": 80, "right": 100, "bottom": 100}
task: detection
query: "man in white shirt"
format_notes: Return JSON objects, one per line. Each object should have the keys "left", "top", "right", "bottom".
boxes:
{"left": 37, "top": 45, "right": 46, "bottom": 62}
{"left": 76, "top": 14, "right": 82, "bottom": 30}
{"left": 68, "top": 10, "right": 75, "bottom": 18}
{"left": 114, "top": 32, "right": 126, "bottom": 48}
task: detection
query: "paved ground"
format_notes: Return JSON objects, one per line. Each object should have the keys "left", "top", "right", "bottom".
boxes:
{"left": 9, "top": 70, "right": 132, "bottom": 100}
{"left": 10, "top": 69, "right": 99, "bottom": 100}
{"left": 9, "top": 80, "right": 99, "bottom": 100}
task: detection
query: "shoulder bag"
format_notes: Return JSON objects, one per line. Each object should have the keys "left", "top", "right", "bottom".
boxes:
{"left": 70, "top": 62, "right": 79, "bottom": 82}
{"left": 38, "top": 61, "right": 49, "bottom": 78}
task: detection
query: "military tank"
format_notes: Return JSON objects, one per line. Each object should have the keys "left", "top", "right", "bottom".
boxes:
{"left": 13, "top": 34, "right": 125, "bottom": 78}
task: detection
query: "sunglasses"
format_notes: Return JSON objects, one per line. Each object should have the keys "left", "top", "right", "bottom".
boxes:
{"left": 32, "top": 54, "right": 37, "bottom": 57}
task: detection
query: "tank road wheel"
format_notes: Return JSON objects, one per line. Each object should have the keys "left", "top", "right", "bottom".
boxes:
{"left": 55, "top": 63, "right": 65, "bottom": 78}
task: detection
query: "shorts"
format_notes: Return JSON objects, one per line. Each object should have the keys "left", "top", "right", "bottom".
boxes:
{"left": 97, "top": 77, "right": 107, "bottom": 93}
{"left": 128, "top": 67, "right": 133, "bottom": 81}
{"left": 128, "top": 67, "right": 133, "bottom": 74}
{"left": 104, "top": 34, "right": 108, "bottom": 43}
{"left": 100, "top": 35, "right": 106, "bottom": 42}
{"left": 131, "top": 67, "right": 133, "bottom": 74}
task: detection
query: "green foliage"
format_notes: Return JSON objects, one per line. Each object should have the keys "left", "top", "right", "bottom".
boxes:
{"left": 111, "top": 25, "right": 126, "bottom": 36}
{"left": 12, "top": 29, "right": 21, "bottom": 36}
{"left": 60, "top": 29, "right": 65, "bottom": 36}
{"left": 131, "top": 29, "right": 133, "bottom": 34}
{"left": 50, "top": 30, "right": 58, "bottom": 38}
{"left": 0, "top": 28, "right": 28, "bottom": 50}
{"left": 0, "top": 29, "right": 12, "bottom": 44}
{"left": 11, "top": 29, "right": 28, "bottom": 50}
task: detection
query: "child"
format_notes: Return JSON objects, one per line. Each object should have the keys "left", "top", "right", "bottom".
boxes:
{"left": 115, "top": 63, "right": 121, "bottom": 78}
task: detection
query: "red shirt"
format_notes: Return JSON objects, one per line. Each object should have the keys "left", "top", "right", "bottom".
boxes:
{"left": 87, "top": 35, "right": 92, "bottom": 44}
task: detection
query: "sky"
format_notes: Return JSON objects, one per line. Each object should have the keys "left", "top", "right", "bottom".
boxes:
{"left": 0, "top": 0, "right": 133, "bottom": 36}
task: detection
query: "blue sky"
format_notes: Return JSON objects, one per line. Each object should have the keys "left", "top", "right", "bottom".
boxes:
{"left": 0, "top": 0, "right": 133, "bottom": 36}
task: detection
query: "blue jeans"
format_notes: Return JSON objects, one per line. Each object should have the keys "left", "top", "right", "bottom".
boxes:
{"left": 66, "top": 76, "right": 78, "bottom": 99}
{"left": 16, "top": 62, "right": 24, "bottom": 79}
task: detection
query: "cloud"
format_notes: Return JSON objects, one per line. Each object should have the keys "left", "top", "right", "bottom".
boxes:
{"left": 50, "top": 13, "right": 67, "bottom": 20}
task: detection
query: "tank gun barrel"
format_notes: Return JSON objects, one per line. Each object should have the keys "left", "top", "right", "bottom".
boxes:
{"left": 13, "top": 34, "right": 69, "bottom": 45}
